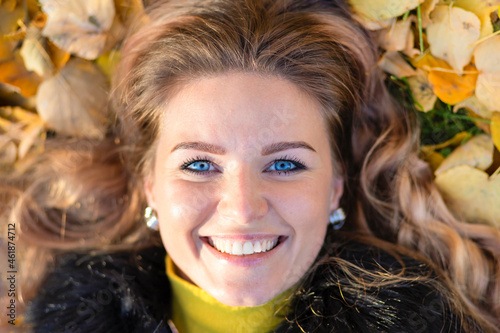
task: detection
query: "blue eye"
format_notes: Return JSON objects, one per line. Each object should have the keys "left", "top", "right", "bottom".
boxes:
{"left": 181, "top": 157, "right": 217, "bottom": 174}
{"left": 267, "top": 156, "right": 307, "bottom": 175}
{"left": 188, "top": 161, "right": 211, "bottom": 171}
{"left": 269, "top": 160, "right": 296, "bottom": 172}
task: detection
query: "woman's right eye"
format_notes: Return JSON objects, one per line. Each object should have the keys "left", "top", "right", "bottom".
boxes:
{"left": 180, "top": 158, "right": 218, "bottom": 174}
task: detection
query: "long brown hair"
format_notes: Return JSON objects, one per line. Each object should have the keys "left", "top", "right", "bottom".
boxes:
{"left": 4, "top": 0, "right": 500, "bottom": 330}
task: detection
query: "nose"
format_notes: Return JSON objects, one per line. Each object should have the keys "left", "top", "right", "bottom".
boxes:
{"left": 216, "top": 166, "right": 268, "bottom": 224}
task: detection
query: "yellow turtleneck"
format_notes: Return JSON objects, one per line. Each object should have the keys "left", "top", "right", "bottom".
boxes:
{"left": 165, "top": 256, "right": 293, "bottom": 333}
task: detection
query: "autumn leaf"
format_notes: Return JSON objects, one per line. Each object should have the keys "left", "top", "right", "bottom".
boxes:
{"left": 435, "top": 134, "right": 493, "bottom": 175}
{"left": 413, "top": 54, "right": 478, "bottom": 105}
{"left": 420, "top": 0, "right": 439, "bottom": 27}
{"left": 0, "top": 106, "right": 45, "bottom": 167}
{"left": 491, "top": 112, "right": 500, "bottom": 152}
{"left": 426, "top": 6, "right": 481, "bottom": 72}
{"left": 454, "top": 0, "right": 500, "bottom": 38}
{"left": 35, "top": 58, "right": 110, "bottom": 139}
{"left": 349, "top": 0, "right": 424, "bottom": 22}
{"left": 378, "top": 51, "right": 418, "bottom": 78}
{"left": 420, "top": 132, "right": 469, "bottom": 171}
{"left": 435, "top": 165, "right": 500, "bottom": 226}
{"left": 20, "top": 26, "right": 54, "bottom": 77}
{"left": 0, "top": 2, "right": 42, "bottom": 97}
{"left": 453, "top": 96, "right": 492, "bottom": 119}
{"left": 473, "top": 35, "right": 500, "bottom": 112}
{"left": 377, "top": 16, "right": 415, "bottom": 52}
{"left": 407, "top": 70, "right": 437, "bottom": 111}
{"left": 40, "top": 0, "right": 116, "bottom": 60}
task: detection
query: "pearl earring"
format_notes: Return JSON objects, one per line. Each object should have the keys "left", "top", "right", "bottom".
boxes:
{"left": 144, "top": 206, "right": 159, "bottom": 231}
{"left": 329, "top": 208, "right": 345, "bottom": 230}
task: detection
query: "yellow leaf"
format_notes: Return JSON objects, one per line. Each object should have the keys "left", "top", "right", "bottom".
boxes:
{"left": 40, "top": 0, "right": 116, "bottom": 60}
{"left": 0, "top": 45, "right": 42, "bottom": 97}
{"left": 20, "top": 26, "right": 54, "bottom": 77}
{"left": 435, "top": 134, "right": 493, "bottom": 175}
{"left": 0, "top": 1, "right": 22, "bottom": 35}
{"left": 473, "top": 35, "right": 500, "bottom": 112}
{"left": 377, "top": 16, "right": 415, "bottom": 52}
{"left": 435, "top": 165, "right": 500, "bottom": 226}
{"left": 378, "top": 51, "right": 418, "bottom": 78}
{"left": 96, "top": 49, "right": 121, "bottom": 80}
{"left": 491, "top": 112, "right": 500, "bottom": 152}
{"left": 453, "top": 96, "right": 492, "bottom": 119}
{"left": 427, "top": 64, "right": 477, "bottom": 105}
{"left": 424, "top": 131, "right": 470, "bottom": 150}
{"left": 35, "top": 58, "right": 110, "bottom": 139}
{"left": 454, "top": 0, "right": 500, "bottom": 38}
{"left": 407, "top": 70, "right": 437, "bottom": 112}
{"left": 349, "top": 0, "right": 424, "bottom": 22}
{"left": 420, "top": 0, "right": 439, "bottom": 27}
{"left": 426, "top": 6, "right": 480, "bottom": 72}
{"left": 420, "top": 146, "right": 445, "bottom": 171}
{"left": 413, "top": 54, "right": 478, "bottom": 105}
{"left": 113, "top": 0, "right": 144, "bottom": 24}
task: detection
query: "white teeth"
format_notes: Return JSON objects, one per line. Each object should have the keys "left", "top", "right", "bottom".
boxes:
{"left": 208, "top": 237, "right": 280, "bottom": 256}
{"left": 254, "top": 241, "right": 262, "bottom": 253}
{"left": 232, "top": 242, "right": 243, "bottom": 255}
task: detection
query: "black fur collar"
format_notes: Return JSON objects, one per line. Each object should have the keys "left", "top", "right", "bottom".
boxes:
{"left": 27, "top": 240, "right": 474, "bottom": 332}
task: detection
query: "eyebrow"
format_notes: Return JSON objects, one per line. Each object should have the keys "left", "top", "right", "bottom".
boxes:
{"left": 170, "top": 141, "right": 316, "bottom": 155}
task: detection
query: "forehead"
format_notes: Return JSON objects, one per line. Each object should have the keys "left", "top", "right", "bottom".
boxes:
{"left": 158, "top": 72, "right": 328, "bottom": 149}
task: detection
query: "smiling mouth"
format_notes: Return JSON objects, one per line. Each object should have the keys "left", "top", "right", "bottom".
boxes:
{"left": 204, "top": 236, "right": 285, "bottom": 256}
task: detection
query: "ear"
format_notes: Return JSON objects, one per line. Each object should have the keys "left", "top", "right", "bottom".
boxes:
{"left": 329, "top": 177, "right": 344, "bottom": 212}
{"left": 144, "top": 175, "right": 157, "bottom": 210}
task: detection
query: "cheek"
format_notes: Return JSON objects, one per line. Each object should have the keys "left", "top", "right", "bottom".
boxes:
{"left": 154, "top": 180, "right": 217, "bottom": 237}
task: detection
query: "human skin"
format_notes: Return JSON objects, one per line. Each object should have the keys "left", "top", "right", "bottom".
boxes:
{"left": 145, "top": 72, "right": 344, "bottom": 306}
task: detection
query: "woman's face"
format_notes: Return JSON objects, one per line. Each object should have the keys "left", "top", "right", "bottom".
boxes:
{"left": 145, "top": 72, "right": 343, "bottom": 306}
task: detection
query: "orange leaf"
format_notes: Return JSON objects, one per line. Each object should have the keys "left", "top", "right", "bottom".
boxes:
{"left": 413, "top": 54, "right": 478, "bottom": 105}
{"left": 0, "top": 45, "right": 42, "bottom": 97}
{"left": 491, "top": 112, "right": 500, "bottom": 152}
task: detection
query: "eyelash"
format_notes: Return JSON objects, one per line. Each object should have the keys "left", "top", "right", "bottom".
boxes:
{"left": 180, "top": 155, "right": 307, "bottom": 175}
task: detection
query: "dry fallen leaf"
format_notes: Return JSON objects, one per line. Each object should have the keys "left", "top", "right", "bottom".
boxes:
{"left": 413, "top": 54, "right": 478, "bottom": 105}
{"left": 435, "top": 165, "right": 500, "bottom": 226}
{"left": 420, "top": 132, "right": 469, "bottom": 172}
{"left": 0, "top": 3, "right": 42, "bottom": 97}
{"left": 378, "top": 51, "right": 418, "bottom": 78}
{"left": 420, "top": 0, "right": 439, "bottom": 27}
{"left": 40, "top": 0, "right": 116, "bottom": 60}
{"left": 473, "top": 35, "right": 500, "bottom": 112}
{"left": 377, "top": 16, "right": 415, "bottom": 52}
{"left": 420, "top": 146, "right": 445, "bottom": 171}
{"left": 349, "top": 0, "right": 424, "bottom": 22}
{"left": 20, "top": 26, "right": 54, "bottom": 77}
{"left": 454, "top": 0, "right": 500, "bottom": 38}
{"left": 491, "top": 112, "right": 500, "bottom": 152}
{"left": 435, "top": 134, "right": 493, "bottom": 175}
{"left": 407, "top": 70, "right": 437, "bottom": 112}
{"left": 35, "top": 58, "right": 109, "bottom": 139}
{"left": 427, "top": 64, "right": 478, "bottom": 105}
{"left": 453, "top": 96, "right": 492, "bottom": 119}
{"left": 426, "top": 5, "right": 481, "bottom": 72}
{"left": 113, "top": 0, "right": 144, "bottom": 24}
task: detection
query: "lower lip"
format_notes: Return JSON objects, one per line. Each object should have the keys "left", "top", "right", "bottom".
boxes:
{"left": 201, "top": 236, "right": 288, "bottom": 266}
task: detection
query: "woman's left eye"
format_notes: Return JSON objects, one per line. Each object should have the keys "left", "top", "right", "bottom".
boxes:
{"left": 267, "top": 157, "right": 306, "bottom": 175}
